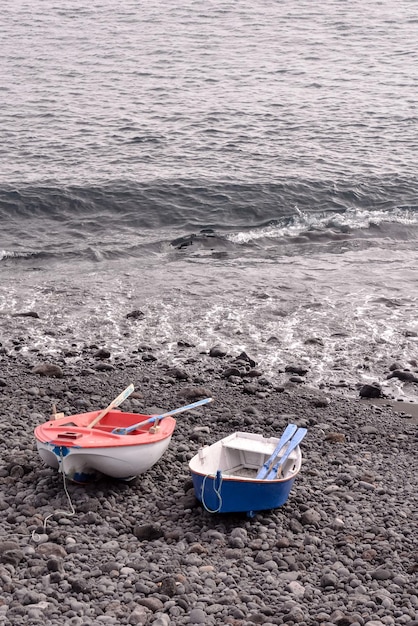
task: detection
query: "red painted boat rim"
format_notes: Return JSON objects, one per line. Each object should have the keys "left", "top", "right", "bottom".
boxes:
{"left": 34, "top": 412, "right": 176, "bottom": 448}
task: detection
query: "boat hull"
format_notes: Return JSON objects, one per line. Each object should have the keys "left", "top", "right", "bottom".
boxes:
{"left": 34, "top": 409, "right": 176, "bottom": 483}
{"left": 190, "top": 471, "right": 296, "bottom": 514}
{"left": 189, "top": 431, "right": 302, "bottom": 515}
{"left": 36, "top": 435, "right": 174, "bottom": 482}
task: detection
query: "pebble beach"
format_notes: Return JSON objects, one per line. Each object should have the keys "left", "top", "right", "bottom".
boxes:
{"left": 0, "top": 343, "right": 417, "bottom": 626}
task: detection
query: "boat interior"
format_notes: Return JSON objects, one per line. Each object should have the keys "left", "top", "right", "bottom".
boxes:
{"left": 193, "top": 432, "right": 300, "bottom": 481}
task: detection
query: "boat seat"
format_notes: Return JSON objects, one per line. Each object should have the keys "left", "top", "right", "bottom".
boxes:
{"left": 222, "top": 437, "right": 275, "bottom": 457}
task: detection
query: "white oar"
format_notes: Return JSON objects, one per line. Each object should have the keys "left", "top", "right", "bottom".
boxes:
{"left": 112, "top": 397, "right": 213, "bottom": 435}
{"left": 87, "top": 384, "right": 135, "bottom": 429}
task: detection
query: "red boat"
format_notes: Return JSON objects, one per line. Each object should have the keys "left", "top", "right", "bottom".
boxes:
{"left": 34, "top": 408, "right": 177, "bottom": 483}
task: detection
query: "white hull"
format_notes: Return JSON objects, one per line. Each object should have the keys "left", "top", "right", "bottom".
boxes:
{"left": 36, "top": 436, "right": 173, "bottom": 481}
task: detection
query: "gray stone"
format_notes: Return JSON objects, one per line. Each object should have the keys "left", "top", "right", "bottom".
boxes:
{"left": 371, "top": 569, "right": 393, "bottom": 581}
{"left": 128, "top": 605, "right": 149, "bottom": 625}
{"left": 321, "top": 572, "right": 339, "bottom": 588}
{"left": 301, "top": 508, "right": 321, "bottom": 525}
{"left": 189, "top": 607, "right": 208, "bottom": 623}
{"left": 137, "top": 598, "right": 164, "bottom": 612}
{"left": 32, "top": 363, "right": 63, "bottom": 378}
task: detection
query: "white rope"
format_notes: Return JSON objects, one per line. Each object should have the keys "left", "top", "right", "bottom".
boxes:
{"left": 31, "top": 447, "right": 76, "bottom": 542}
{"left": 201, "top": 471, "right": 223, "bottom": 513}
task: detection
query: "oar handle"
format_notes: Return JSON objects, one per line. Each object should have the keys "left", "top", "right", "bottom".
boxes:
{"left": 88, "top": 384, "right": 135, "bottom": 429}
{"left": 112, "top": 397, "right": 213, "bottom": 435}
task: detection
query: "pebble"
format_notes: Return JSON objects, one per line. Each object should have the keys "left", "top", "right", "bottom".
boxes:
{"left": 0, "top": 355, "right": 415, "bottom": 626}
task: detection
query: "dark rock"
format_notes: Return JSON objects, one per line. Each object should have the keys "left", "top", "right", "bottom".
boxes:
{"left": 0, "top": 549, "right": 24, "bottom": 566}
{"left": 389, "top": 362, "right": 403, "bottom": 371}
{"left": 101, "top": 561, "right": 120, "bottom": 573}
{"left": 0, "top": 541, "right": 20, "bottom": 554}
{"left": 22, "top": 590, "right": 43, "bottom": 605}
{"left": 137, "top": 597, "right": 164, "bottom": 612}
{"left": 285, "top": 364, "right": 308, "bottom": 376}
{"left": 359, "top": 425, "right": 379, "bottom": 435}
{"left": 321, "top": 571, "right": 338, "bottom": 587}
{"left": 301, "top": 508, "right": 321, "bottom": 525}
{"left": 177, "top": 386, "right": 211, "bottom": 400}
{"left": 12, "top": 311, "right": 40, "bottom": 319}
{"left": 160, "top": 576, "right": 178, "bottom": 597}
{"left": 370, "top": 568, "right": 394, "bottom": 581}
{"left": 247, "top": 369, "right": 262, "bottom": 378}
{"left": 181, "top": 493, "right": 199, "bottom": 509}
{"left": 32, "top": 363, "right": 64, "bottom": 378}
{"left": 222, "top": 367, "right": 241, "bottom": 379}
{"left": 133, "top": 523, "right": 164, "bottom": 541}
{"left": 236, "top": 351, "right": 257, "bottom": 367}
{"left": 209, "top": 345, "right": 228, "bottom": 358}
{"left": 359, "top": 383, "right": 382, "bottom": 398}
{"left": 93, "top": 348, "right": 111, "bottom": 359}
{"left": 243, "top": 383, "right": 258, "bottom": 395}
{"left": 289, "top": 375, "right": 305, "bottom": 383}
{"left": 73, "top": 398, "right": 90, "bottom": 409}
{"left": 189, "top": 608, "right": 207, "bottom": 624}
{"left": 93, "top": 362, "right": 115, "bottom": 371}
{"left": 46, "top": 558, "right": 63, "bottom": 572}
{"left": 9, "top": 465, "right": 24, "bottom": 478}
{"left": 387, "top": 369, "right": 418, "bottom": 383}
{"left": 289, "top": 519, "right": 303, "bottom": 533}
{"left": 311, "top": 396, "right": 330, "bottom": 408}
{"left": 325, "top": 432, "right": 346, "bottom": 443}
{"left": 35, "top": 543, "right": 67, "bottom": 558}
{"left": 165, "top": 367, "right": 189, "bottom": 380}
{"left": 70, "top": 578, "right": 90, "bottom": 594}
{"left": 304, "top": 337, "right": 324, "bottom": 346}
{"left": 126, "top": 310, "right": 145, "bottom": 320}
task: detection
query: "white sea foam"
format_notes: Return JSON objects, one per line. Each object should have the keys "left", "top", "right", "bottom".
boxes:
{"left": 227, "top": 207, "right": 418, "bottom": 245}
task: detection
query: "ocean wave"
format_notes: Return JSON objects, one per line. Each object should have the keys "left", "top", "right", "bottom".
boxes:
{"left": 227, "top": 206, "right": 418, "bottom": 246}
{"left": 1, "top": 177, "right": 417, "bottom": 231}
{"left": 0, "top": 249, "right": 38, "bottom": 262}
{"left": 1, "top": 178, "right": 417, "bottom": 267}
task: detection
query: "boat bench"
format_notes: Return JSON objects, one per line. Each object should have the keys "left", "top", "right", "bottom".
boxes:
{"left": 221, "top": 434, "right": 276, "bottom": 472}
{"left": 222, "top": 436, "right": 275, "bottom": 456}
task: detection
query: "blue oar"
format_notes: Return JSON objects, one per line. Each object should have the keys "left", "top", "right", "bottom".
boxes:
{"left": 256, "top": 423, "right": 298, "bottom": 479}
{"left": 111, "top": 397, "right": 213, "bottom": 435}
{"left": 265, "top": 427, "right": 307, "bottom": 480}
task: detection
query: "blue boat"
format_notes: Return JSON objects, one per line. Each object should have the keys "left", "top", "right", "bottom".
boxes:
{"left": 189, "top": 427, "right": 307, "bottom": 516}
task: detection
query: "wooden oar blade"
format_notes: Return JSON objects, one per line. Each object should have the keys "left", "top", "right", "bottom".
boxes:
{"left": 257, "top": 423, "right": 298, "bottom": 479}
{"left": 87, "top": 383, "right": 135, "bottom": 429}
